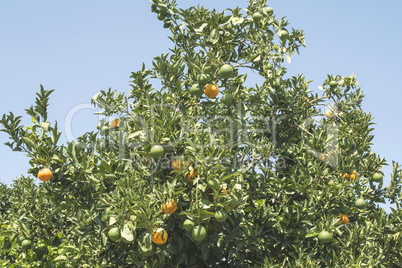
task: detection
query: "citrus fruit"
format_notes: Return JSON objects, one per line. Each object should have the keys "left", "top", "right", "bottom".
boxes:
{"left": 339, "top": 205, "right": 350, "bottom": 215}
{"left": 162, "top": 199, "right": 177, "bottom": 214}
{"left": 215, "top": 210, "right": 228, "bottom": 223}
{"left": 21, "top": 240, "right": 32, "bottom": 249}
{"left": 191, "top": 226, "right": 207, "bottom": 242}
{"left": 278, "top": 29, "right": 289, "bottom": 40}
{"left": 252, "top": 12, "right": 262, "bottom": 22}
{"left": 100, "top": 125, "right": 109, "bottom": 135}
{"left": 299, "top": 96, "right": 310, "bottom": 107}
{"left": 263, "top": 7, "right": 274, "bottom": 16}
{"left": 16, "top": 236, "right": 25, "bottom": 244}
{"left": 185, "top": 166, "right": 197, "bottom": 182}
{"left": 3, "top": 240, "right": 11, "bottom": 250}
{"left": 228, "top": 195, "right": 240, "bottom": 208}
{"left": 110, "top": 118, "right": 121, "bottom": 129}
{"left": 355, "top": 198, "right": 366, "bottom": 209}
{"left": 151, "top": 228, "right": 168, "bottom": 245}
{"left": 197, "top": 74, "right": 209, "bottom": 85}
{"left": 326, "top": 110, "right": 332, "bottom": 118}
{"left": 221, "top": 93, "right": 234, "bottom": 106}
{"left": 204, "top": 65, "right": 215, "bottom": 75}
{"left": 149, "top": 145, "right": 165, "bottom": 159}
{"left": 319, "top": 155, "right": 326, "bottom": 162}
{"left": 372, "top": 172, "right": 383, "bottom": 182}
{"left": 37, "top": 243, "right": 47, "bottom": 251}
{"left": 207, "top": 178, "right": 220, "bottom": 190}
{"left": 204, "top": 84, "right": 219, "bottom": 98}
{"left": 339, "top": 213, "right": 348, "bottom": 225}
{"left": 329, "top": 81, "right": 338, "bottom": 88}
{"left": 159, "top": 6, "right": 168, "bottom": 15}
{"left": 351, "top": 170, "right": 359, "bottom": 180}
{"left": 218, "top": 64, "right": 234, "bottom": 79}
{"left": 172, "top": 158, "right": 182, "bottom": 171}
{"left": 38, "top": 168, "right": 52, "bottom": 182}
{"left": 163, "top": 22, "right": 171, "bottom": 28}
{"left": 183, "top": 219, "right": 195, "bottom": 232}
{"left": 297, "top": 228, "right": 307, "bottom": 239}
{"left": 108, "top": 227, "right": 121, "bottom": 242}
{"left": 318, "top": 231, "right": 331, "bottom": 244}
{"left": 157, "top": 13, "right": 166, "bottom": 21}
{"left": 190, "top": 84, "right": 203, "bottom": 96}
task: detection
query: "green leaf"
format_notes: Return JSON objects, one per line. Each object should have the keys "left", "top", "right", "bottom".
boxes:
{"left": 201, "top": 242, "right": 210, "bottom": 259}
{"left": 194, "top": 21, "right": 208, "bottom": 33}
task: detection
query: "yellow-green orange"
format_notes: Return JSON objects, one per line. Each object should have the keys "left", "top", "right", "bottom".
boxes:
{"left": 221, "top": 93, "right": 234, "bottom": 106}
{"left": 197, "top": 74, "right": 209, "bottom": 85}
{"left": 218, "top": 64, "right": 234, "bottom": 79}
{"left": 372, "top": 172, "right": 383, "bottom": 182}
{"left": 318, "top": 231, "right": 331, "bottom": 244}
{"left": 190, "top": 84, "right": 203, "bottom": 96}
{"left": 355, "top": 198, "right": 366, "bottom": 209}
{"left": 149, "top": 145, "right": 165, "bottom": 159}
{"left": 192, "top": 226, "right": 207, "bottom": 242}
{"left": 183, "top": 219, "right": 195, "bottom": 232}
{"left": 108, "top": 227, "right": 121, "bottom": 242}
{"left": 215, "top": 210, "right": 228, "bottom": 223}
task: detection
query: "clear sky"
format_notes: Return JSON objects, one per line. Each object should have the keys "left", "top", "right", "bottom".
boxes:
{"left": 0, "top": 1, "right": 401, "bottom": 211}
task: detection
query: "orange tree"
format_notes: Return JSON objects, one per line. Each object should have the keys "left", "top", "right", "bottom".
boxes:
{"left": 1, "top": 0, "right": 401, "bottom": 267}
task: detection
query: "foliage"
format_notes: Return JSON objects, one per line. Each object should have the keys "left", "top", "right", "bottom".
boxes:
{"left": 0, "top": 0, "right": 401, "bottom": 267}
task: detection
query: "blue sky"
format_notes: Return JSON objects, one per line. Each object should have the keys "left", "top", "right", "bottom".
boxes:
{"left": 0, "top": 1, "right": 401, "bottom": 211}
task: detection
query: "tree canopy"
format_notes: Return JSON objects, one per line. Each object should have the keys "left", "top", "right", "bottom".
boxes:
{"left": 0, "top": 0, "right": 401, "bottom": 267}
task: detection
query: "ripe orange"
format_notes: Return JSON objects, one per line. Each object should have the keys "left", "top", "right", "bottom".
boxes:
{"left": 110, "top": 119, "right": 121, "bottom": 129}
{"left": 350, "top": 170, "right": 359, "bottom": 181}
{"left": 299, "top": 96, "right": 310, "bottom": 107}
{"left": 204, "top": 84, "right": 219, "bottom": 98}
{"left": 326, "top": 110, "right": 332, "bottom": 118}
{"left": 162, "top": 199, "right": 177, "bottom": 214}
{"left": 185, "top": 166, "right": 197, "bottom": 182}
{"left": 319, "top": 155, "right": 326, "bottom": 162}
{"left": 151, "top": 228, "right": 168, "bottom": 245}
{"left": 172, "top": 158, "right": 183, "bottom": 171}
{"left": 339, "top": 213, "right": 348, "bottom": 225}
{"left": 38, "top": 168, "right": 52, "bottom": 182}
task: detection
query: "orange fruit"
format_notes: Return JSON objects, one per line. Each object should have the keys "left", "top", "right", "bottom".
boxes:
{"left": 110, "top": 119, "right": 121, "bottom": 129}
{"left": 185, "top": 166, "right": 197, "bottom": 182}
{"left": 351, "top": 170, "right": 359, "bottom": 180}
{"left": 204, "top": 84, "right": 219, "bottom": 98}
{"left": 329, "top": 81, "right": 338, "bottom": 88}
{"left": 372, "top": 172, "right": 383, "bottom": 182}
{"left": 151, "top": 228, "right": 168, "bottom": 245}
{"left": 162, "top": 199, "right": 177, "bottom": 214}
{"left": 218, "top": 64, "right": 234, "bottom": 79}
{"left": 108, "top": 227, "right": 121, "bottom": 242}
{"left": 172, "top": 158, "right": 182, "bottom": 171}
{"left": 149, "top": 145, "right": 165, "bottom": 159}
{"left": 252, "top": 12, "right": 263, "bottom": 23}
{"left": 319, "top": 155, "right": 326, "bottom": 162}
{"left": 339, "top": 213, "right": 348, "bottom": 225}
{"left": 299, "top": 96, "right": 310, "bottom": 107}
{"left": 326, "top": 110, "right": 332, "bottom": 118}
{"left": 191, "top": 226, "right": 207, "bottom": 242}
{"left": 38, "top": 168, "right": 52, "bottom": 182}
{"left": 318, "top": 231, "right": 331, "bottom": 244}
